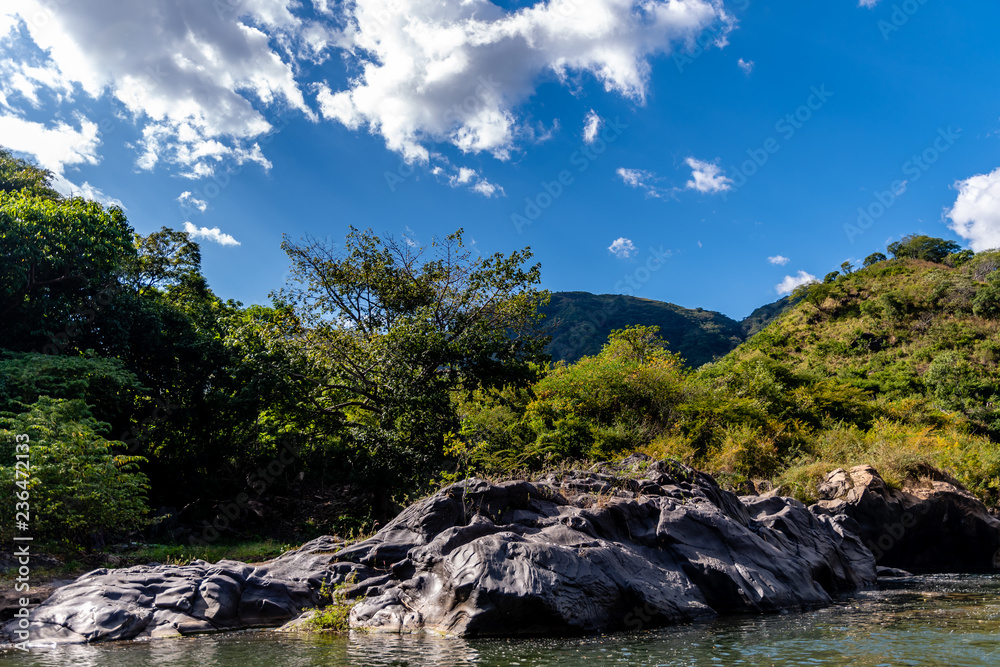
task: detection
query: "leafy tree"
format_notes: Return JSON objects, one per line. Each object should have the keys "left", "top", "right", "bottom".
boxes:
{"left": 863, "top": 252, "right": 887, "bottom": 268}
{"left": 0, "top": 147, "right": 60, "bottom": 199}
{"left": 123, "top": 226, "right": 203, "bottom": 297}
{"left": 0, "top": 397, "right": 149, "bottom": 548}
{"left": 600, "top": 325, "right": 675, "bottom": 364}
{"left": 823, "top": 271, "right": 840, "bottom": 283}
{"left": 887, "top": 234, "right": 961, "bottom": 264}
{"left": 840, "top": 261, "right": 855, "bottom": 275}
{"left": 275, "top": 227, "right": 550, "bottom": 499}
{"left": 0, "top": 191, "right": 134, "bottom": 350}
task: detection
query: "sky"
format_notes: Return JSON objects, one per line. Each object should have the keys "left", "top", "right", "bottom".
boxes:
{"left": 1, "top": 0, "right": 999, "bottom": 319}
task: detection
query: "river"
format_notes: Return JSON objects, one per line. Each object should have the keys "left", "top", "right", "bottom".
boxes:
{"left": 4, "top": 574, "right": 1000, "bottom": 666}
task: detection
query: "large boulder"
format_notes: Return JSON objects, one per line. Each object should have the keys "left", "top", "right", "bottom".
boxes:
{"left": 340, "top": 457, "right": 875, "bottom": 635}
{"left": 813, "top": 465, "right": 1000, "bottom": 573}
{"left": 2, "top": 458, "right": 877, "bottom": 644}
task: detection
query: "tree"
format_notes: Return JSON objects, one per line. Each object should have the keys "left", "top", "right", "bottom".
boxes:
{"left": 600, "top": 325, "right": 675, "bottom": 364}
{"left": 275, "top": 227, "right": 550, "bottom": 498}
{"left": 863, "top": 252, "right": 887, "bottom": 268}
{"left": 0, "top": 190, "right": 134, "bottom": 350}
{"left": 840, "top": 261, "right": 855, "bottom": 275}
{"left": 823, "top": 271, "right": 840, "bottom": 283}
{"left": 887, "top": 235, "right": 961, "bottom": 264}
{"left": 0, "top": 397, "right": 149, "bottom": 548}
{"left": 0, "top": 147, "right": 60, "bottom": 199}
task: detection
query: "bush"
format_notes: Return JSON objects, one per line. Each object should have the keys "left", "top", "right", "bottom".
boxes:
{"left": 0, "top": 397, "right": 149, "bottom": 549}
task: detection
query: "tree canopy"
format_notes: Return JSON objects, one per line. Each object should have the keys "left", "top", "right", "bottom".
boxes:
{"left": 274, "top": 227, "right": 550, "bottom": 492}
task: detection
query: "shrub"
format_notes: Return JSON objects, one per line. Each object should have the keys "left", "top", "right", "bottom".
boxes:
{"left": 0, "top": 397, "right": 149, "bottom": 549}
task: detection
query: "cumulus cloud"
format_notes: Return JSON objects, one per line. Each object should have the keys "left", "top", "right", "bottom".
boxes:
{"left": 0, "top": 113, "right": 109, "bottom": 196}
{"left": 1, "top": 0, "right": 317, "bottom": 178}
{"left": 183, "top": 221, "right": 241, "bottom": 247}
{"left": 608, "top": 237, "right": 638, "bottom": 259}
{"left": 948, "top": 168, "right": 1000, "bottom": 252}
{"left": 684, "top": 157, "right": 732, "bottom": 194}
{"left": 776, "top": 270, "right": 817, "bottom": 295}
{"left": 177, "top": 191, "right": 208, "bottom": 213}
{"left": 472, "top": 179, "right": 503, "bottom": 197}
{"left": 768, "top": 255, "right": 790, "bottom": 266}
{"left": 1, "top": 0, "right": 732, "bottom": 191}
{"left": 583, "top": 110, "right": 602, "bottom": 144}
{"left": 858, "top": 0, "right": 880, "bottom": 7}
{"left": 321, "top": 0, "right": 731, "bottom": 162}
{"left": 737, "top": 58, "right": 754, "bottom": 75}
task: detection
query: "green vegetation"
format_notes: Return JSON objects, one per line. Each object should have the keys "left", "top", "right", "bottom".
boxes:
{"left": 3, "top": 142, "right": 999, "bottom": 564}
{"left": 304, "top": 576, "right": 360, "bottom": 632}
{"left": 453, "top": 242, "right": 1000, "bottom": 507}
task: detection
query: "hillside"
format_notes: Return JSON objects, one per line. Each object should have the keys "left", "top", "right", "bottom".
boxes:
{"left": 726, "top": 255, "right": 1000, "bottom": 435}
{"left": 541, "top": 291, "right": 792, "bottom": 367}
{"left": 459, "top": 247, "right": 1000, "bottom": 509}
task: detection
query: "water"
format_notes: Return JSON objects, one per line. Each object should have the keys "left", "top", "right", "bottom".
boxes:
{"left": 4, "top": 575, "right": 1000, "bottom": 666}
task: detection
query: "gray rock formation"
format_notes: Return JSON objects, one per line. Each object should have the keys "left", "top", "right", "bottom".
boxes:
{"left": 813, "top": 464, "right": 1000, "bottom": 572}
{"left": 3, "top": 458, "right": 877, "bottom": 644}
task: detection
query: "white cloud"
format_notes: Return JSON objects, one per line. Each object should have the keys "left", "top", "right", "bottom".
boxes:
{"left": 177, "top": 190, "right": 208, "bottom": 213}
{"left": 768, "top": 255, "right": 790, "bottom": 266}
{"left": 583, "top": 110, "right": 602, "bottom": 144}
{"left": 472, "top": 179, "right": 503, "bottom": 198}
{"left": 608, "top": 237, "right": 637, "bottom": 259}
{"left": 2, "top": 0, "right": 318, "bottom": 178}
{"left": 436, "top": 164, "right": 504, "bottom": 196}
{"left": 858, "top": 0, "right": 880, "bottom": 7}
{"left": 0, "top": 113, "right": 104, "bottom": 195}
{"left": 1, "top": 0, "right": 732, "bottom": 191}
{"left": 183, "top": 221, "right": 241, "bottom": 247}
{"left": 776, "top": 270, "right": 817, "bottom": 295}
{"left": 684, "top": 157, "right": 732, "bottom": 194}
{"left": 737, "top": 58, "right": 754, "bottom": 75}
{"left": 948, "top": 168, "right": 1000, "bottom": 252}
{"left": 616, "top": 167, "right": 665, "bottom": 198}
{"left": 321, "top": 0, "right": 731, "bottom": 162}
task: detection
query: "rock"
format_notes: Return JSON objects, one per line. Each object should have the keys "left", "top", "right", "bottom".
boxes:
{"left": 0, "top": 536, "right": 352, "bottom": 645}
{"left": 876, "top": 566, "right": 913, "bottom": 578}
{"left": 813, "top": 464, "right": 1000, "bottom": 573}
{"left": 3, "top": 462, "right": 878, "bottom": 644}
{"left": 343, "top": 460, "right": 875, "bottom": 636}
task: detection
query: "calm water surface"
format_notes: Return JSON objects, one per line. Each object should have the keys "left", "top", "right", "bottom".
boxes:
{"left": 4, "top": 575, "right": 1000, "bottom": 666}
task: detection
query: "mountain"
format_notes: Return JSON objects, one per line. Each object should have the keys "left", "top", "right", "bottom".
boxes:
{"left": 540, "top": 291, "right": 792, "bottom": 367}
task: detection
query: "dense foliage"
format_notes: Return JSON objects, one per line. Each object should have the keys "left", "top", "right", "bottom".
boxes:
{"left": 3, "top": 142, "right": 999, "bottom": 556}
{"left": 455, "top": 244, "right": 1000, "bottom": 507}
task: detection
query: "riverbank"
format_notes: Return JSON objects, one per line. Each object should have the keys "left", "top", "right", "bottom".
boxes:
{"left": 4, "top": 456, "right": 999, "bottom": 645}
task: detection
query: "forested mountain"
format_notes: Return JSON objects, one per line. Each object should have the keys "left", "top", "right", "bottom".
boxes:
{"left": 541, "top": 291, "right": 793, "bottom": 367}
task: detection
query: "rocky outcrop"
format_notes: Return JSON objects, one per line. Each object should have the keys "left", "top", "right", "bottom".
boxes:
{"left": 813, "top": 465, "right": 1000, "bottom": 573}
{"left": 2, "top": 536, "right": 347, "bottom": 644}
{"left": 3, "top": 457, "right": 878, "bottom": 644}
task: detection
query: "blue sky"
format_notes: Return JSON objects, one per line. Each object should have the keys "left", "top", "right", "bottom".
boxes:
{"left": 2, "top": 0, "right": 999, "bottom": 319}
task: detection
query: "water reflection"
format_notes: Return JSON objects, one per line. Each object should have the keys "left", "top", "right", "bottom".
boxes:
{"left": 346, "top": 632, "right": 479, "bottom": 666}
{"left": 3, "top": 576, "right": 1000, "bottom": 666}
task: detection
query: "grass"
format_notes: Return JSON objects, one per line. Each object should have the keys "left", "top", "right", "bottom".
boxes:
{"left": 304, "top": 575, "right": 359, "bottom": 632}
{"left": 121, "top": 539, "right": 295, "bottom": 565}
